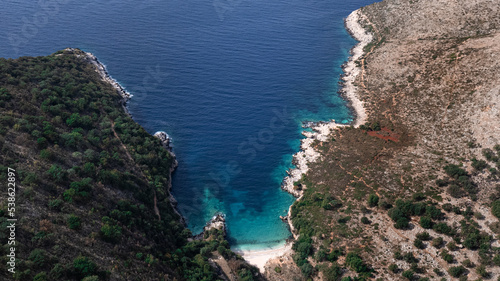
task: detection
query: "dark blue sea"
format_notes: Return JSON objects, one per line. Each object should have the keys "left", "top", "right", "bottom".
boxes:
{"left": 1, "top": 0, "right": 376, "bottom": 250}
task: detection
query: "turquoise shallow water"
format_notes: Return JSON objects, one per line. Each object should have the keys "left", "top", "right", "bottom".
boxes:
{"left": 1, "top": 0, "right": 377, "bottom": 250}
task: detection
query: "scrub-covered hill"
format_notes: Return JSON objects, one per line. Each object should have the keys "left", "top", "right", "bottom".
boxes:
{"left": 266, "top": 0, "right": 500, "bottom": 280}
{"left": 0, "top": 48, "right": 260, "bottom": 281}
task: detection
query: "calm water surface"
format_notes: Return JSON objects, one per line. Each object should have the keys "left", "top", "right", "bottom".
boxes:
{"left": 1, "top": 0, "right": 377, "bottom": 250}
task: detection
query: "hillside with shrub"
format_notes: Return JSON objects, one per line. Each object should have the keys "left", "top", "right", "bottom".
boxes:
{"left": 0, "top": 49, "right": 260, "bottom": 281}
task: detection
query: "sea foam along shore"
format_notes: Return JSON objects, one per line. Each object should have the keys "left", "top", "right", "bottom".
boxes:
{"left": 78, "top": 49, "right": 133, "bottom": 101}
{"left": 235, "top": 243, "right": 293, "bottom": 273}
{"left": 65, "top": 48, "right": 133, "bottom": 115}
{"left": 281, "top": 8, "right": 372, "bottom": 201}
{"left": 240, "top": 9, "right": 374, "bottom": 273}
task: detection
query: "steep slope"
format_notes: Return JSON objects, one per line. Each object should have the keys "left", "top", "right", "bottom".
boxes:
{"left": 0, "top": 49, "right": 260, "bottom": 281}
{"left": 266, "top": 0, "right": 500, "bottom": 280}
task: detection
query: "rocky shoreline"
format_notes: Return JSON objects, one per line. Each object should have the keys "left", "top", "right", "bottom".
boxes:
{"left": 153, "top": 131, "right": 173, "bottom": 151}
{"left": 239, "top": 9, "right": 374, "bottom": 275}
{"left": 193, "top": 213, "right": 227, "bottom": 240}
{"left": 64, "top": 48, "right": 132, "bottom": 116}
{"left": 281, "top": 8, "right": 372, "bottom": 206}
{"left": 77, "top": 49, "right": 133, "bottom": 102}
{"left": 267, "top": 8, "right": 374, "bottom": 272}
{"left": 69, "top": 9, "right": 374, "bottom": 273}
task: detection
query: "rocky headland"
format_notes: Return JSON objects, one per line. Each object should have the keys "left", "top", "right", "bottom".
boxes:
{"left": 75, "top": 48, "right": 132, "bottom": 101}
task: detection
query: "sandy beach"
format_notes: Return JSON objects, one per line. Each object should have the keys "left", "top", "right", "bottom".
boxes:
{"left": 236, "top": 243, "right": 293, "bottom": 272}
{"left": 242, "top": 8, "right": 374, "bottom": 274}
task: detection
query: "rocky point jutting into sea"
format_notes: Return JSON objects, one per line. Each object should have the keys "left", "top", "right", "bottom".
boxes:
{"left": 9, "top": 0, "right": 497, "bottom": 279}
{"left": 2, "top": 46, "right": 278, "bottom": 280}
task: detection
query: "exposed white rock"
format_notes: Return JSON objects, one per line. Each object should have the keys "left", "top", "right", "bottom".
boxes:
{"left": 281, "top": 9, "right": 373, "bottom": 201}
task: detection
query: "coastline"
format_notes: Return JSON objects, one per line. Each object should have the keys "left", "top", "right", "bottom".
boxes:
{"left": 70, "top": 8, "right": 374, "bottom": 272}
{"left": 247, "top": 8, "right": 373, "bottom": 274}
{"left": 281, "top": 9, "right": 372, "bottom": 200}
{"left": 70, "top": 48, "right": 186, "bottom": 223}
{"left": 64, "top": 47, "right": 133, "bottom": 116}
{"left": 235, "top": 242, "right": 293, "bottom": 272}
{"left": 78, "top": 49, "right": 133, "bottom": 102}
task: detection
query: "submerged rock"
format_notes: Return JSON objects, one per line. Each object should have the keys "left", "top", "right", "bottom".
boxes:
{"left": 301, "top": 120, "right": 335, "bottom": 129}
{"left": 194, "top": 213, "right": 227, "bottom": 240}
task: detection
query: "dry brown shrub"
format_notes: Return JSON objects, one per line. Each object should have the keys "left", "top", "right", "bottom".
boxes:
{"left": 39, "top": 219, "right": 53, "bottom": 233}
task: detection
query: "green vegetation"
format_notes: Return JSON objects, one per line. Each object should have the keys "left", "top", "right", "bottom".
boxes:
{"left": 345, "top": 252, "right": 372, "bottom": 278}
{"left": 67, "top": 214, "right": 81, "bottom": 230}
{"left": 359, "top": 121, "right": 382, "bottom": 131}
{"left": 441, "top": 249, "right": 454, "bottom": 263}
{"left": 0, "top": 49, "right": 259, "bottom": 281}
{"left": 441, "top": 164, "right": 478, "bottom": 199}
{"left": 387, "top": 199, "right": 443, "bottom": 229}
{"left": 419, "top": 216, "right": 432, "bottom": 229}
{"left": 33, "top": 272, "right": 48, "bottom": 281}
{"left": 402, "top": 270, "right": 414, "bottom": 280}
{"left": 388, "top": 263, "right": 398, "bottom": 273}
{"left": 48, "top": 199, "right": 64, "bottom": 211}
{"left": 446, "top": 241, "right": 457, "bottom": 251}
{"left": 476, "top": 264, "right": 489, "bottom": 278}
{"left": 448, "top": 266, "right": 466, "bottom": 278}
{"left": 29, "top": 249, "right": 48, "bottom": 268}
{"left": 432, "top": 237, "right": 443, "bottom": 248}
{"left": 292, "top": 235, "right": 315, "bottom": 277}
{"left": 472, "top": 158, "right": 488, "bottom": 171}
{"left": 73, "top": 256, "right": 98, "bottom": 279}
{"left": 463, "top": 259, "right": 475, "bottom": 268}
{"left": 416, "top": 232, "right": 431, "bottom": 241}
{"left": 494, "top": 255, "right": 500, "bottom": 266}
{"left": 100, "top": 223, "right": 122, "bottom": 243}
{"left": 323, "top": 263, "right": 342, "bottom": 281}
{"left": 433, "top": 222, "right": 455, "bottom": 236}
{"left": 368, "top": 194, "right": 379, "bottom": 207}
{"left": 492, "top": 200, "right": 500, "bottom": 218}
{"left": 413, "top": 238, "right": 424, "bottom": 249}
